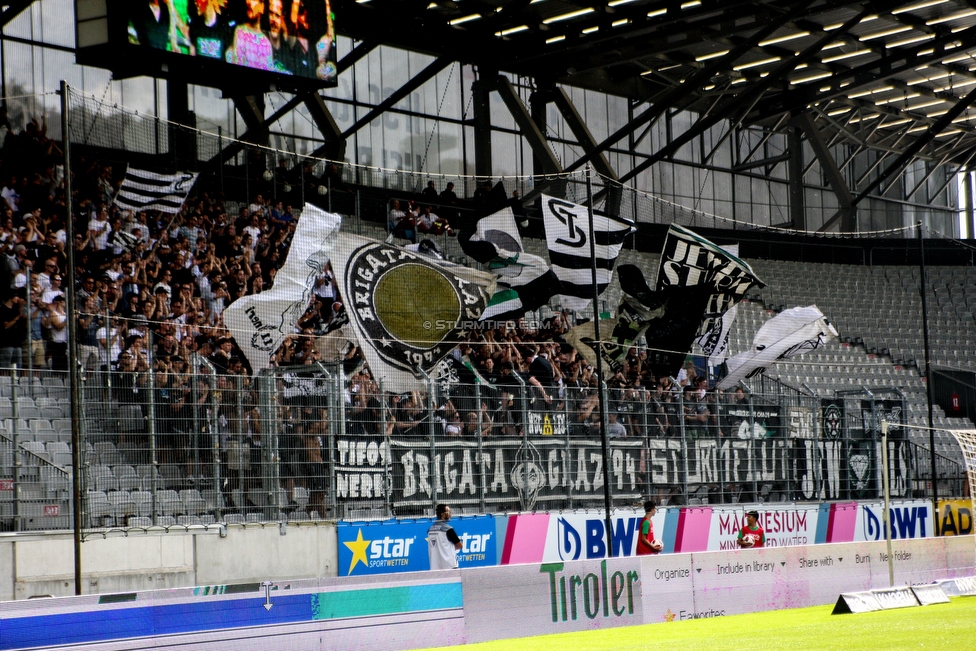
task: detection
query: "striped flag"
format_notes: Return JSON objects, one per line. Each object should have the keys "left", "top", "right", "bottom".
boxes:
{"left": 114, "top": 168, "right": 199, "bottom": 214}
{"left": 541, "top": 194, "right": 635, "bottom": 310}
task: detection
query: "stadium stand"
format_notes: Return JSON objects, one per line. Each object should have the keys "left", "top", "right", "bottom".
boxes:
{"left": 0, "top": 92, "right": 967, "bottom": 532}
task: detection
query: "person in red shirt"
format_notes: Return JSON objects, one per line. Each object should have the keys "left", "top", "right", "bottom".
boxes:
{"left": 737, "top": 510, "right": 766, "bottom": 548}
{"left": 636, "top": 500, "right": 663, "bottom": 554}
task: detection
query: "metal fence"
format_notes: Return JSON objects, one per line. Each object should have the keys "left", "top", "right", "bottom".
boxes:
{"left": 0, "top": 361, "right": 963, "bottom": 533}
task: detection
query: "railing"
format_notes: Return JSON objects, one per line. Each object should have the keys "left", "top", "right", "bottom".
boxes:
{"left": 0, "top": 363, "right": 965, "bottom": 532}
{"left": 0, "top": 370, "right": 73, "bottom": 532}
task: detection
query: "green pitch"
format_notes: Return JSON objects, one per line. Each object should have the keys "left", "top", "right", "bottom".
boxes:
{"left": 437, "top": 598, "right": 976, "bottom": 651}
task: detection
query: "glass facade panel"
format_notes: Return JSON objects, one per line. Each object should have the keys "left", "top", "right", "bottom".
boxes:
{"left": 0, "top": 1, "right": 960, "bottom": 233}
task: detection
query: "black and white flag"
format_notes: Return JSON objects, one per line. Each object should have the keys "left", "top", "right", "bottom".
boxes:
{"left": 114, "top": 168, "right": 199, "bottom": 214}
{"left": 460, "top": 205, "right": 560, "bottom": 322}
{"left": 332, "top": 235, "right": 496, "bottom": 393}
{"left": 480, "top": 255, "right": 560, "bottom": 322}
{"left": 541, "top": 194, "right": 635, "bottom": 311}
{"left": 619, "top": 264, "right": 713, "bottom": 380}
{"left": 694, "top": 243, "right": 740, "bottom": 363}
{"left": 717, "top": 305, "right": 839, "bottom": 390}
{"left": 459, "top": 206, "right": 523, "bottom": 263}
{"left": 656, "top": 224, "right": 763, "bottom": 340}
{"left": 565, "top": 264, "right": 712, "bottom": 380}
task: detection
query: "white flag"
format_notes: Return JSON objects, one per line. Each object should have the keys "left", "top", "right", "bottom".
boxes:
{"left": 224, "top": 204, "right": 342, "bottom": 371}
{"left": 541, "top": 194, "right": 634, "bottom": 310}
{"left": 114, "top": 168, "right": 199, "bottom": 214}
{"left": 698, "top": 306, "right": 738, "bottom": 364}
{"left": 331, "top": 234, "right": 496, "bottom": 393}
{"left": 717, "top": 305, "right": 839, "bottom": 390}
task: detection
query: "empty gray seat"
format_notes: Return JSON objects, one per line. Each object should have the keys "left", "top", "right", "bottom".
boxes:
{"left": 116, "top": 466, "right": 141, "bottom": 491}
{"left": 107, "top": 490, "right": 135, "bottom": 518}
{"left": 155, "top": 490, "right": 183, "bottom": 516}
{"left": 96, "top": 443, "right": 122, "bottom": 467}
{"left": 21, "top": 441, "right": 46, "bottom": 462}
{"left": 39, "top": 407, "right": 63, "bottom": 420}
{"left": 130, "top": 490, "right": 152, "bottom": 517}
{"left": 179, "top": 489, "right": 208, "bottom": 515}
{"left": 87, "top": 490, "right": 112, "bottom": 520}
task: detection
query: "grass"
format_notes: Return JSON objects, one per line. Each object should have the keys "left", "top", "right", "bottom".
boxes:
{"left": 438, "top": 598, "right": 976, "bottom": 651}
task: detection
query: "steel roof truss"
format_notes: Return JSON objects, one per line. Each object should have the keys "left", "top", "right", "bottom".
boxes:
{"left": 620, "top": 8, "right": 872, "bottom": 185}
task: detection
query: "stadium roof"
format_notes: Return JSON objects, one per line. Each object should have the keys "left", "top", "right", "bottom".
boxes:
{"left": 341, "top": 0, "right": 976, "bottom": 173}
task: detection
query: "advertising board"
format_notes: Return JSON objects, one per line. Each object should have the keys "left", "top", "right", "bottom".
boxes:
{"left": 463, "top": 557, "right": 643, "bottom": 643}
{"left": 853, "top": 500, "right": 934, "bottom": 542}
{"left": 337, "top": 516, "right": 497, "bottom": 577}
{"left": 936, "top": 499, "right": 974, "bottom": 536}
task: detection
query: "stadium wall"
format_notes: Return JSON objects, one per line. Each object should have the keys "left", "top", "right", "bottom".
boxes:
{"left": 0, "top": 536, "right": 971, "bottom": 650}
{"left": 0, "top": 523, "right": 338, "bottom": 601}
{"left": 0, "top": 499, "right": 953, "bottom": 601}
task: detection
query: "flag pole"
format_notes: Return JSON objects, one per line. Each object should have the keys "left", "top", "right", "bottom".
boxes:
{"left": 917, "top": 222, "right": 938, "bottom": 506}
{"left": 61, "top": 80, "right": 84, "bottom": 596}
{"left": 586, "top": 167, "right": 615, "bottom": 556}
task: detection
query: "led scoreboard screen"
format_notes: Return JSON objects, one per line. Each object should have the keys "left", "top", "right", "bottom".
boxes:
{"left": 77, "top": 0, "right": 337, "bottom": 88}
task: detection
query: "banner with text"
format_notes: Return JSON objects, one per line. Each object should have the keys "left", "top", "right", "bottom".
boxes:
{"left": 333, "top": 435, "right": 914, "bottom": 508}
{"left": 389, "top": 436, "right": 644, "bottom": 511}
{"left": 937, "top": 499, "right": 974, "bottom": 536}
{"left": 337, "top": 516, "right": 497, "bottom": 576}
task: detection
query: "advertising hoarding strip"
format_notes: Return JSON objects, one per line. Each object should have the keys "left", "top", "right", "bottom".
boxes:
{"left": 0, "top": 584, "right": 465, "bottom": 651}
{"left": 661, "top": 508, "right": 681, "bottom": 554}
{"left": 494, "top": 516, "right": 509, "bottom": 565}
{"left": 336, "top": 501, "right": 940, "bottom": 578}
{"left": 2, "top": 594, "right": 317, "bottom": 648}
{"left": 936, "top": 499, "right": 975, "bottom": 536}
{"left": 911, "top": 584, "right": 951, "bottom": 605}
{"left": 501, "top": 514, "right": 550, "bottom": 565}
{"left": 675, "top": 508, "right": 713, "bottom": 553}
{"left": 832, "top": 592, "right": 883, "bottom": 615}
{"left": 814, "top": 502, "right": 832, "bottom": 544}
{"left": 310, "top": 584, "right": 462, "bottom": 619}
{"left": 826, "top": 502, "right": 859, "bottom": 542}
{"left": 337, "top": 517, "right": 498, "bottom": 576}
{"left": 2, "top": 538, "right": 972, "bottom": 651}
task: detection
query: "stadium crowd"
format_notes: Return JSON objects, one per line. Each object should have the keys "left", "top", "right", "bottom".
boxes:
{"left": 0, "top": 116, "right": 768, "bottom": 515}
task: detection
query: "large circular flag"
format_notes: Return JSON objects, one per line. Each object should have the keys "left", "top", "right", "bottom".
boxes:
{"left": 337, "top": 238, "right": 496, "bottom": 392}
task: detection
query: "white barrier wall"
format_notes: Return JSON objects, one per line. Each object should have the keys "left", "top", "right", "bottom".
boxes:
{"left": 0, "top": 523, "right": 338, "bottom": 600}
{"left": 460, "top": 536, "right": 975, "bottom": 642}
{"left": 0, "top": 534, "right": 972, "bottom": 650}
{"left": 463, "top": 558, "right": 644, "bottom": 643}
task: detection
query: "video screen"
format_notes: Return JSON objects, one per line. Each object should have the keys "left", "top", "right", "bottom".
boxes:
{"left": 125, "top": 0, "right": 337, "bottom": 83}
